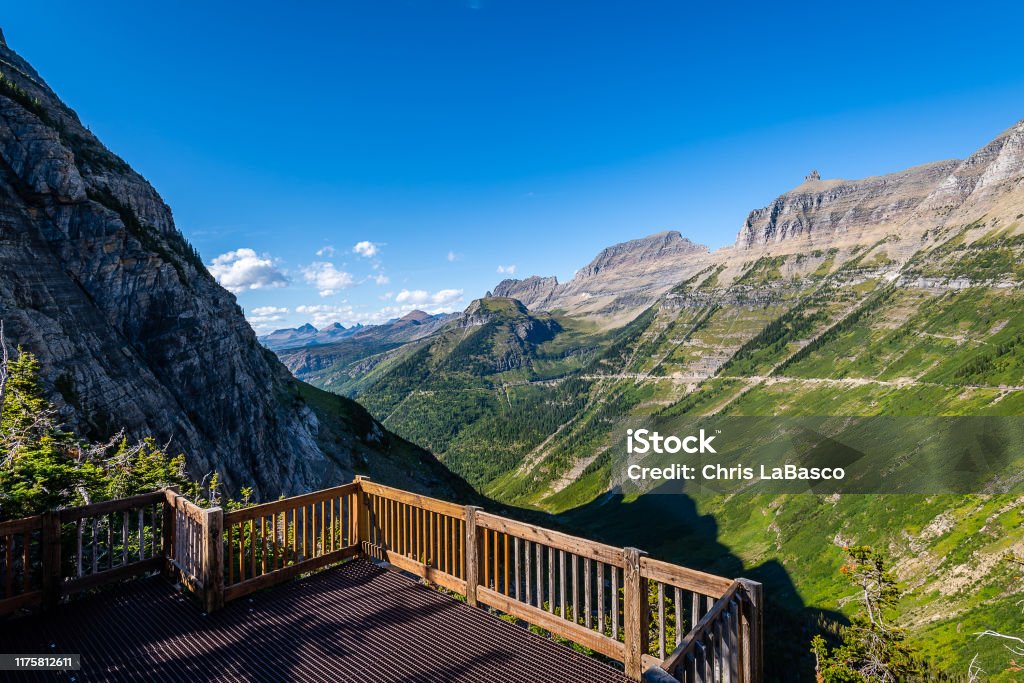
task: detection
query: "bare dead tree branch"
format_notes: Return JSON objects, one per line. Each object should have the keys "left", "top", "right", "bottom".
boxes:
{"left": 0, "top": 320, "right": 8, "bottom": 421}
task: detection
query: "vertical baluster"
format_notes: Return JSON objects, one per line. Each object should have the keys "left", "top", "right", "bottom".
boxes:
{"left": 428, "top": 511, "right": 435, "bottom": 568}
{"left": 695, "top": 642, "right": 706, "bottom": 683}
{"left": 238, "top": 518, "right": 245, "bottom": 578}
{"left": 535, "top": 542, "right": 543, "bottom": 610}
{"left": 513, "top": 537, "right": 520, "bottom": 600}
{"left": 611, "top": 566, "right": 619, "bottom": 640}
{"left": 492, "top": 530, "right": 500, "bottom": 590}
{"left": 459, "top": 519, "right": 465, "bottom": 579}
{"left": 584, "top": 558, "right": 592, "bottom": 629}
{"left": 693, "top": 591, "right": 701, "bottom": 625}
{"left": 546, "top": 547, "right": 555, "bottom": 613}
{"left": 572, "top": 554, "right": 579, "bottom": 624}
{"left": 483, "top": 527, "right": 490, "bottom": 588}
{"left": 718, "top": 615, "right": 726, "bottom": 681}
{"left": 420, "top": 508, "right": 427, "bottom": 565}
{"left": 658, "top": 582, "right": 666, "bottom": 659}
{"left": 329, "top": 497, "right": 337, "bottom": 557}
{"left": 227, "top": 525, "right": 234, "bottom": 585}
{"left": 675, "top": 587, "right": 683, "bottom": 645}
{"left": 441, "top": 515, "right": 449, "bottom": 573}
{"left": 137, "top": 508, "right": 145, "bottom": 561}
{"left": 260, "top": 516, "right": 267, "bottom": 575}
{"left": 151, "top": 504, "right": 158, "bottom": 557}
{"left": 728, "top": 601, "right": 739, "bottom": 683}
{"left": 597, "top": 562, "right": 605, "bottom": 634}
{"left": 91, "top": 517, "right": 99, "bottom": 574}
{"left": 121, "top": 511, "right": 128, "bottom": 566}
{"left": 320, "top": 499, "right": 327, "bottom": 555}
{"left": 107, "top": 514, "right": 113, "bottom": 570}
{"left": 559, "top": 549, "right": 566, "bottom": 619}
{"left": 76, "top": 519, "right": 84, "bottom": 578}
{"left": 503, "top": 532, "right": 510, "bottom": 596}
{"left": 4, "top": 534, "right": 12, "bottom": 598}
{"left": 524, "top": 540, "right": 532, "bottom": 605}
{"left": 250, "top": 518, "right": 258, "bottom": 580}
{"left": 22, "top": 533, "right": 30, "bottom": 592}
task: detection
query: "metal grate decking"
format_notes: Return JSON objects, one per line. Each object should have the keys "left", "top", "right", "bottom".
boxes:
{"left": 0, "top": 559, "right": 630, "bottom": 682}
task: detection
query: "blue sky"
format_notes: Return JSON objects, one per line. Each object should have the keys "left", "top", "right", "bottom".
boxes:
{"left": 5, "top": 1, "right": 1024, "bottom": 331}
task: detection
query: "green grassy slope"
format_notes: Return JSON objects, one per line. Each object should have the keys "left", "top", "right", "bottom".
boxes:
{"left": 290, "top": 217, "right": 1024, "bottom": 679}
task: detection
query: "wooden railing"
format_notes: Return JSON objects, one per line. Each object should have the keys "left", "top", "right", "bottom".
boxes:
{"left": 1, "top": 491, "right": 166, "bottom": 615}
{"left": 359, "top": 480, "right": 467, "bottom": 594}
{"left": 0, "top": 478, "right": 763, "bottom": 682}
{"left": 221, "top": 482, "right": 360, "bottom": 604}
{"left": 0, "top": 513, "right": 45, "bottom": 614}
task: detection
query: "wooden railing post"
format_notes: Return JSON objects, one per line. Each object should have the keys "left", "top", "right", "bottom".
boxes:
{"left": 202, "top": 507, "right": 224, "bottom": 613}
{"left": 464, "top": 506, "right": 482, "bottom": 607}
{"left": 623, "top": 546, "right": 649, "bottom": 681}
{"left": 739, "top": 578, "right": 764, "bottom": 683}
{"left": 40, "top": 511, "right": 61, "bottom": 609}
{"left": 354, "top": 476, "right": 371, "bottom": 553}
{"left": 161, "top": 486, "right": 179, "bottom": 579}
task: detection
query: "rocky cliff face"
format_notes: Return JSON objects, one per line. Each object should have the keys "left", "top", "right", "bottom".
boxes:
{"left": 491, "top": 231, "right": 710, "bottom": 322}
{"left": 491, "top": 276, "right": 559, "bottom": 310}
{"left": 736, "top": 160, "right": 961, "bottom": 249}
{"left": 738, "top": 119, "right": 1024, "bottom": 251}
{"left": 0, "top": 35, "right": 467, "bottom": 500}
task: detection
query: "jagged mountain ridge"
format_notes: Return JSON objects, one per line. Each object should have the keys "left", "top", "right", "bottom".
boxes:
{"left": 490, "top": 230, "right": 710, "bottom": 321}
{"left": 0, "top": 33, "right": 469, "bottom": 500}
{"left": 496, "top": 121, "right": 1024, "bottom": 323}
{"left": 261, "top": 311, "right": 454, "bottom": 352}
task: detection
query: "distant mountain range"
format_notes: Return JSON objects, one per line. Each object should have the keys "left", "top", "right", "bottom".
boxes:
{"left": 260, "top": 310, "right": 456, "bottom": 351}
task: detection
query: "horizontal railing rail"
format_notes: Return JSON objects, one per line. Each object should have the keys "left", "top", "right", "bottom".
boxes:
{"left": 0, "top": 478, "right": 762, "bottom": 681}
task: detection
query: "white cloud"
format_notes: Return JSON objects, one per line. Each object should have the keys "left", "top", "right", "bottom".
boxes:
{"left": 208, "top": 248, "right": 289, "bottom": 293}
{"left": 315, "top": 245, "right": 336, "bottom": 257}
{"left": 353, "top": 241, "right": 381, "bottom": 258}
{"left": 447, "top": 250, "right": 460, "bottom": 262}
{"left": 373, "top": 273, "right": 390, "bottom": 285}
{"left": 294, "top": 287, "right": 464, "bottom": 328}
{"left": 395, "top": 288, "right": 463, "bottom": 306}
{"left": 245, "top": 306, "right": 290, "bottom": 334}
{"left": 497, "top": 264, "right": 517, "bottom": 275}
{"left": 296, "top": 303, "right": 356, "bottom": 328}
{"left": 301, "top": 262, "right": 354, "bottom": 297}
{"left": 251, "top": 306, "right": 288, "bottom": 316}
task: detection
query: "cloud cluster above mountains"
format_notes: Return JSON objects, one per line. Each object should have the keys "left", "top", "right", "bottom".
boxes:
{"left": 208, "top": 241, "right": 466, "bottom": 332}
{"left": 207, "top": 248, "right": 289, "bottom": 293}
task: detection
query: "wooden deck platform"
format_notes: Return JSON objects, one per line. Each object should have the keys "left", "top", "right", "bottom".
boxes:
{"left": 0, "top": 559, "right": 630, "bottom": 682}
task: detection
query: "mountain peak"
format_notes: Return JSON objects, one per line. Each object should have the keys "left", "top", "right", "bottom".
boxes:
{"left": 297, "top": 323, "right": 317, "bottom": 333}
{"left": 399, "top": 310, "right": 432, "bottom": 323}
{"left": 575, "top": 230, "right": 707, "bottom": 281}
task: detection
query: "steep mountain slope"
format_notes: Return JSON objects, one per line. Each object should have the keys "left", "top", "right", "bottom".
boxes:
{"left": 0, "top": 33, "right": 469, "bottom": 501}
